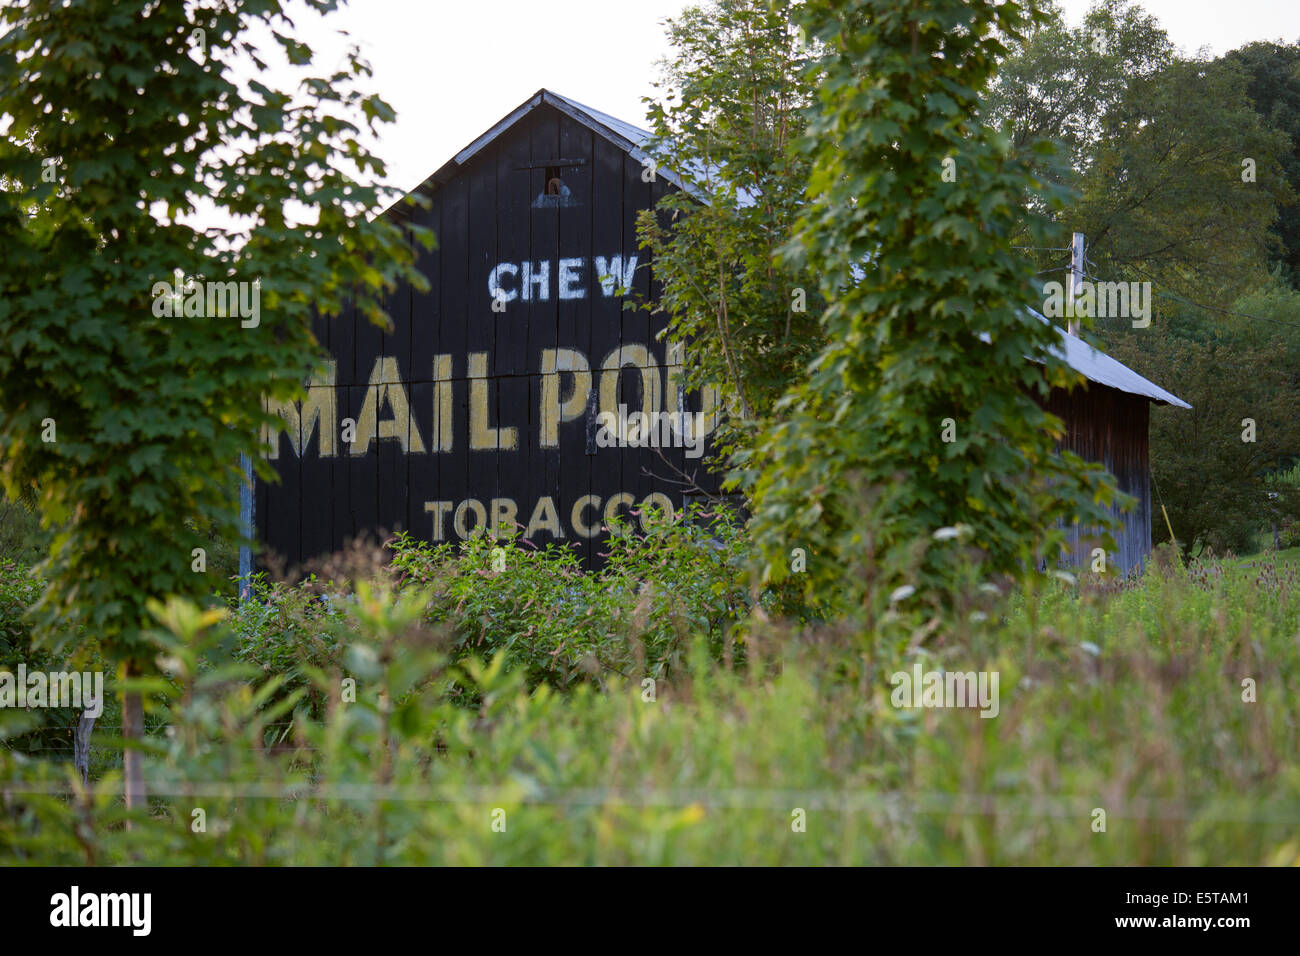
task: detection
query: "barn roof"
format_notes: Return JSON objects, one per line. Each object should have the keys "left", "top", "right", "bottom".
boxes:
{"left": 1032, "top": 310, "right": 1191, "bottom": 408}
{"left": 386, "top": 88, "right": 692, "bottom": 206}
{"left": 390, "top": 88, "right": 1190, "bottom": 409}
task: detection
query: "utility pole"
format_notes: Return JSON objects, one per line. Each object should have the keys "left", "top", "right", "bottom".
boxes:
{"left": 238, "top": 452, "right": 253, "bottom": 603}
{"left": 1067, "top": 231, "right": 1085, "bottom": 337}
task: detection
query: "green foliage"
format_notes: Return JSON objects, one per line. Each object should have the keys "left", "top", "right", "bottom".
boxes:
{"left": 1149, "top": 334, "right": 1298, "bottom": 555}
{"left": 227, "top": 508, "right": 762, "bottom": 720}
{"left": 989, "top": 0, "right": 1174, "bottom": 158}
{"left": 636, "top": 0, "right": 825, "bottom": 468}
{"left": 385, "top": 505, "right": 754, "bottom": 693}
{"left": 4, "top": 553, "right": 1299, "bottom": 865}
{"left": 740, "top": 0, "right": 1119, "bottom": 613}
{"left": 1224, "top": 271, "right": 1300, "bottom": 397}
{"left": 0, "top": 0, "right": 430, "bottom": 673}
{"left": 1103, "top": 287, "right": 1300, "bottom": 557}
{"left": 989, "top": 0, "right": 1294, "bottom": 309}
{"left": 229, "top": 573, "right": 351, "bottom": 721}
{"left": 1078, "top": 55, "right": 1292, "bottom": 309}
{"left": 0, "top": 496, "right": 45, "bottom": 568}
{"left": 0, "top": 562, "right": 120, "bottom": 766}
{"left": 1222, "top": 40, "right": 1300, "bottom": 285}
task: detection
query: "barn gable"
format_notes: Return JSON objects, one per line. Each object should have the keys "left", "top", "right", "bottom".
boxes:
{"left": 383, "top": 89, "right": 692, "bottom": 215}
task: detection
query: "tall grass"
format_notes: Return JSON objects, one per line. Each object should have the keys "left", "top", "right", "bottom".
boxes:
{"left": 2, "top": 536, "right": 1298, "bottom": 865}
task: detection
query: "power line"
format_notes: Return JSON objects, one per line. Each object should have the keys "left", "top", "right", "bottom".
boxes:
{"left": 1073, "top": 265, "right": 1300, "bottom": 334}
{"left": 1122, "top": 263, "right": 1300, "bottom": 334}
{"left": 1020, "top": 246, "right": 1300, "bottom": 333}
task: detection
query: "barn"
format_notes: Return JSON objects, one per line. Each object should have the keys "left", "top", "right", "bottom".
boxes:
{"left": 253, "top": 88, "right": 1189, "bottom": 577}
{"left": 1037, "top": 317, "right": 1190, "bottom": 573}
{"left": 255, "top": 89, "right": 722, "bottom": 574}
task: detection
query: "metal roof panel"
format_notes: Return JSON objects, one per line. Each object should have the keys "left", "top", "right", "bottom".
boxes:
{"left": 1030, "top": 309, "right": 1191, "bottom": 408}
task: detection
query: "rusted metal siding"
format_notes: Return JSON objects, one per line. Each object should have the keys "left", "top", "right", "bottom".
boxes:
{"left": 1043, "top": 383, "right": 1151, "bottom": 575}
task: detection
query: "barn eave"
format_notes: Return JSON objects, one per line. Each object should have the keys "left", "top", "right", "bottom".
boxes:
{"left": 378, "top": 88, "right": 691, "bottom": 223}
{"left": 1028, "top": 309, "right": 1191, "bottom": 409}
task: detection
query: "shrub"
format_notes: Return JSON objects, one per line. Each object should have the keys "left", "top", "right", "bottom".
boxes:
{"left": 0, "top": 561, "right": 119, "bottom": 770}
{"left": 386, "top": 504, "right": 755, "bottom": 694}
{"left": 4, "top": 553, "right": 1299, "bottom": 865}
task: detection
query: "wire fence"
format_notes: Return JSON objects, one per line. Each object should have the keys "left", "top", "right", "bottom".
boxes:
{"left": 4, "top": 777, "right": 1300, "bottom": 824}
{"left": 2, "top": 721, "right": 300, "bottom": 754}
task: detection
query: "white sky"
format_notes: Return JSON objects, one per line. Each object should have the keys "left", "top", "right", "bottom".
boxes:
{"left": 287, "top": 0, "right": 1300, "bottom": 201}
{"left": 1059, "top": 0, "right": 1300, "bottom": 57}
{"left": 277, "top": 0, "right": 694, "bottom": 199}
{"left": 4, "top": 0, "right": 1295, "bottom": 204}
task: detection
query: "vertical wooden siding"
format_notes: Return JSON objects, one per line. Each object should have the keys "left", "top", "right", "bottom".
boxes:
{"left": 1042, "top": 383, "right": 1151, "bottom": 575}
{"left": 257, "top": 103, "right": 719, "bottom": 572}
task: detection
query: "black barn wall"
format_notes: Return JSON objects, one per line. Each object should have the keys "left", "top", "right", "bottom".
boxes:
{"left": 257, "top": 103, "right": 719, "bottom": 571}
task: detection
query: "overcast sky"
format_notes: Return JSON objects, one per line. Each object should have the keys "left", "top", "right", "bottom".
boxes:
{"left": 286, "top": 0, "right": 1299, "bottom": 201}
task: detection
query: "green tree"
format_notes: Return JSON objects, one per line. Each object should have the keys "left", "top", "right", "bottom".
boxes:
{"left": 1103, "top": 282, "right": 1300, "bottom": 556}
{"left": 741, "top": 0, "right": 1119, "bottom": 613}
{"left": 990, "top": 0, "right": 1173, "bottom": 158}
{"left": 1221, "top": 40, "right": 1300, "bottom": 285}
{"left": 1105, "top": 310, "right": 1300, "bottom": 556}
{"left": 636, "top": 0, "right": 824, "bottom": 470}
{"left": 0, "top": 0, "right": 429, "bottom": 808}
{"left": 989, "top": 1, "right": 1293, "bottom": 312}
{"left": 1079, "top": 55, "right": 1292, "bottom": 311}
